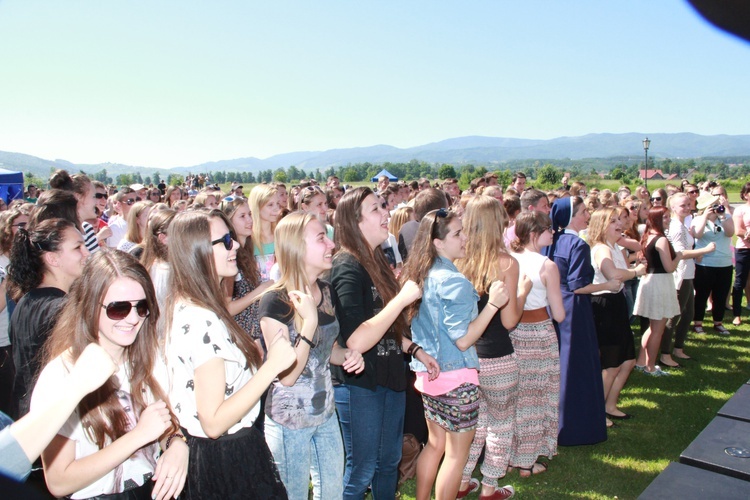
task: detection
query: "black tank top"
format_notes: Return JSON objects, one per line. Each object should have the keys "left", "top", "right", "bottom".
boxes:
{"left": 645, "top": 236, "right": 670, "bottom": 274}
{"left": 474, "top": 293, "right": 515, "bottom": 359}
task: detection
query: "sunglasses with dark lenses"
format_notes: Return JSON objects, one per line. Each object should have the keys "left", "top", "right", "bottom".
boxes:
{"left": 94, "top": 193, "right": 108, "bottom": 199}
{"left": 102, "top": 299, "right": 149, "bottom": 320}
{"left": 125, "top": 198, "right": 136, "bottom": 205}
{"left": 687, "top": 190, "right": 699, "bottom": 195}
{"left": 430, "top": 208, "right": 449, "bottom": 239}
{"left": 211, "top": 232, "right": 233, "bottom": 250}
{"left": 650, "top": 197, "right": 662, "bottom": 202}
{"left": 12, "top": 222, "right": 26, "bottom": 228}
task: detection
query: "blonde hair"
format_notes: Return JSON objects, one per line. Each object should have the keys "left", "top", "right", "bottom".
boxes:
{"left": 124, "top": 201, "right": 154, "bottom": 244}
{"left": 455, "top": 196, "right": 511, "bottom": 295}
{"left": 248, "top": 184, "right": 279, "bottom": 256}
{"left": 586, "top": 207, "right": 618, "bottom": 247}
{"left": 389, "top": 206, "right": 414, "bottom": 239}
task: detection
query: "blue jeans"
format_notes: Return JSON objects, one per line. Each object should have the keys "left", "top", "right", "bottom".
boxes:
{"left": 264, "top": 412, "right": 344, "bottom": 500}
{"left": 335, "top": 384, "right": 405, "bottom": 500}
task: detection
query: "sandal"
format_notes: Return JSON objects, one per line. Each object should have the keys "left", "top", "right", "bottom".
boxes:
{"left": 714, "top": 324, "right": 730, "bottom": 335}
{"left": 693, "top": 324, "right": 705, "bottom": 334}
{"left": 733, "top": 317, "right": 742, "bottom": 326}
{"left": 518, "top": 461, "right": 548, "bottom": 478}
{"left": 457, "top": 478, "right": 480, "bottom": 499}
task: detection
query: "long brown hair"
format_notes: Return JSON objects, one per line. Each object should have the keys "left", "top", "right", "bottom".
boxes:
{"left": 456, "top": 196, "right": 512, "bottom": 295}
{"left": 400, "top": 209, "right": 459, "bottom": 322}
{"left": 334, "top": 187, "right": 407, "bottom": 340}
{"left": 140, "top": 209, "right": 176, "bottom": 270}
{"left": 42, "top": 251, "right": 178, "bottom": 448}
{"left": 165, "top": 210, "right": 261, "bottom": 368}
{"left": 220, "top": 198, "right": 260, "bottom": 289}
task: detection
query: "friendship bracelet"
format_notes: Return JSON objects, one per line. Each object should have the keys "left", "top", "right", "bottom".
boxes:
{"left": 165, "top": 433, "right": 187, "bottom": 450}
{"left": 486, "top": 302, "right": 500, "bottom": 310}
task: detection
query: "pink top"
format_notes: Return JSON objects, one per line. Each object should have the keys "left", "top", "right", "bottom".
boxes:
{"left": 735, "top": 205, "right": 750, "bottom": 250}
{"left": 415, "top": 368, "right": 479, "bottom": 397}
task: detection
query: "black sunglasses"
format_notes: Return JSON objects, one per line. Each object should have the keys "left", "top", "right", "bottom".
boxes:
{"left": 650, "top": 197, "right": 662, "bottom": 202}
{"left": 211, "top": 232, "right": 233, "bottom": 250}
{"left": 12, "top": 222, "right": 26, "bottom": 228}
{"left": 687, "top": 190, "right": 699, "bottom": 195}
{"left": 430, "top": 208, "right": 449, "bottom": 239}
{"left": 94, "top": 193, "right": 108, "bottom": 200}
{"left": 102, "top": 299, "right": 149, "bottom": 320}
{"left": 124, "top": 198, "right": 136, "bottom": 205}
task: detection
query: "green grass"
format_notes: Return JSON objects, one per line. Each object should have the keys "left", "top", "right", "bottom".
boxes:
{"left": 394, "top": 309, "right": 750, "bottom": 499}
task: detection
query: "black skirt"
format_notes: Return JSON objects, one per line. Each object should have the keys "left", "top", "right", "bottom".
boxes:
{"left": 591, "top": 291, "right": 636, "bottom": 369}
{"left": 182, "top": 426, "right": 287, "bottom": 500}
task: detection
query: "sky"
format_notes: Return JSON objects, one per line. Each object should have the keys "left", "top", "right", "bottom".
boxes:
{"left": 1, "top": 1, "right": 749, "bottom": 169}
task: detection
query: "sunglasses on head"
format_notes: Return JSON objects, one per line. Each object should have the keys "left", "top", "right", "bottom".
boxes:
{"left": 211, "top": 232, "right": 233, "bottom": 250}
{"left": 430, "top": 208, "right": 449, "bottom": 239}
{"left": 102, "top": 299, "right": 149, "bottom": 320}
{"left": 94, "top": 193, "right": 108, "bottom": 200}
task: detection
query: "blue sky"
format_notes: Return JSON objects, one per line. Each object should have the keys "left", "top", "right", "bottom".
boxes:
{"left": 1, "top": 1, "right": 748, "bottom": 168}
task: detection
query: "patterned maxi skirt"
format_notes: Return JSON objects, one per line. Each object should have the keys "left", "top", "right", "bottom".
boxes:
{"left": 461, "top": 354, "right": 519, "bottom": 485}
{"left": 509, "top": 319, "right": 559, "bottom": 468}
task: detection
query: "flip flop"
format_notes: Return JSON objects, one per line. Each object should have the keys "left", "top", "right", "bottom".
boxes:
{"left": 518, "top": 461, "right": 548, "bottom": 477}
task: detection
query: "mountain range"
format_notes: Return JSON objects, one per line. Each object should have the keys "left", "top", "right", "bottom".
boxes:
{"left": 3, "top": 132, "right": 750, "bottom": 178}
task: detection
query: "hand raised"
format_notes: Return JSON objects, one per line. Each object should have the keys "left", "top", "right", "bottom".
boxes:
{"left": 289, "top": 287, "right": 317, "bottom": 323}
{"left": 488, "top": 280, "right": 509, "bottom": 309}
{"left": 398, "top": 280, "right": 422, "bottom": 305}
{"left": 133, "top": 400, "right": 171, "bottom": 445}
{"left": 266, "top": 328, "right": 296, "bottom": 374}
{"left": 69, "top": 343, "right": 118, "bottom": 396}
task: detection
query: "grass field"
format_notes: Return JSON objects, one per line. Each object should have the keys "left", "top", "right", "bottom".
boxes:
{"left": 393, "top": 308, "right": 750, "bottom": 499}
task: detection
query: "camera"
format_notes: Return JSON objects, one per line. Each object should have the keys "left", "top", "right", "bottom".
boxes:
{"left": 711, "top": 204, "right": 725, "bottom": 214}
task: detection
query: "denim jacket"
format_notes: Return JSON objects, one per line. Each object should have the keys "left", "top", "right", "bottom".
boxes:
{"left": 409, "top": 256, "right": 480, "bottom": 373}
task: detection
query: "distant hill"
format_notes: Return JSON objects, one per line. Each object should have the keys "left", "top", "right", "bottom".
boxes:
{"left": 3, "top": 132, "right": 750, "bottom": 179}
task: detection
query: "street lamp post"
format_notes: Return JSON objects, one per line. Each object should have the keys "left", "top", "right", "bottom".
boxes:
{"left": 643, "top": 137, "right": 651, "bottom": 190}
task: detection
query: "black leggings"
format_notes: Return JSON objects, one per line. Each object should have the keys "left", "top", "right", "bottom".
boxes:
{"left": 694, "top": 265, "right": 733, "bottom": 323}
{"left": 732, "top": 249, "right": 750, "bottom": 317}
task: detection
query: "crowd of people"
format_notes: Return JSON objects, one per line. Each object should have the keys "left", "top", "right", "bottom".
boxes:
{"left": 0, "top": 168, "right": 747, "bottom": 500}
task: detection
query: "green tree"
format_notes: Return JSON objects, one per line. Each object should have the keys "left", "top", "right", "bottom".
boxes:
{"left": 438, "top": 164, "right": 457, "bottom": 179}
{"left": 273, "top": 168, "right": 288, "bottom": 183}
{"left": 152, "top": 172, "right": 161, "bottom": 185}
{"left": 167, "top": 174, "right": 185, "bottom": 186}
{"left": 144, "top": 176, "right": 151, "bottom": 185}
{"left": 536, "top": 164, "right": 562, "bottom": 187}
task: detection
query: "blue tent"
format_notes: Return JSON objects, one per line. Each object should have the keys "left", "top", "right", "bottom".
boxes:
{"left": 0, "top": 168, "right": 24, "bottom": 203}
{"left": 371, "top": 169, "right": 398, "bottom": 182}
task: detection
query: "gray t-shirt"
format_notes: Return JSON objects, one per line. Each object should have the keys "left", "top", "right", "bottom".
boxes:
{"left": 258, "top": 281, "right": 338, "bottom": 430}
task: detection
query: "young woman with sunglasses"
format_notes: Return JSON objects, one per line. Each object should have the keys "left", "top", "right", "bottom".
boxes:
{"left": 330, "top": 187, "right": 437, "bottom": 500}
{"left": 164, "top": 210, "right": 294, "bottom": 499}
{"left": 8, "top": 219, "right": 90, "bottom": 421}
{"left": 691, "top": 191, "right": 734, "bottom": 335}
{"left": 400, "top": 207, "right": 508, "bottom": 500}
{"left": 220, "top": 198, "right": 273, "bottom": 342}
{"left": 587, "top": 209, "right": 646, "bottom": 420}
{"left": 31, "top": 251, "right": 187, "bottom": 500}
{"left": 249, "top": 185, "right": 282, "bottom": 282}
{"left": 258, "top": 212, "right": 364, "bottom": 499}
{"left": 508, "top": 211, "right": 565, "bottom": 480}
{"left": 455, "top": 196, "right": 529, "bottom": 499}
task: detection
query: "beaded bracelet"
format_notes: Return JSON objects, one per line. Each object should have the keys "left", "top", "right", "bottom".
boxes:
{"left": 165, "top": 433, "right": 187, "bottom": 450}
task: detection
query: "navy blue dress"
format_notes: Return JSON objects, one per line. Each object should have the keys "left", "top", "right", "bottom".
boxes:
{"left": 550, "top": 232, "right": 607, "bottom": 446}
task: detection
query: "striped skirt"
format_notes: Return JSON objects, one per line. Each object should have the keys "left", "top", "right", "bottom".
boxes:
{"left": 509, "top": 319, "right": 559, "bottom": 468}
